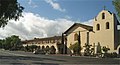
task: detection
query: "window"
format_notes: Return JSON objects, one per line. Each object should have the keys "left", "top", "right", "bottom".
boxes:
{"left": 96, "top": 24, "right": 100, "bottom": 31}
{"left": 74, "top": 33, "right": 78, "bottom": 41}
{"left": 106, "top": 22, "right": 109, "bottom": 29}
{"left": 102, "top": 13, "right": 105, "bottom": 19}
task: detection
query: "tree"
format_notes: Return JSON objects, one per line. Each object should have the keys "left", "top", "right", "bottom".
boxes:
{"left": 102, "top": 46, "right": 110, "bottom": 53}
{"left": 113, "top": 0, "right": 120, "bottom": 18}
{"left": 4, "top": 37, "right": 12, "bottom": 50}
{"left": 2, "top": 35, "right": 22, "bottom": 50}
{"left": 0, "top": 0, "right": 24, "bottom": 27}
{"left": 0, "top": 39, "right": 3, "bottom": 48}
{"left": 24, "top": 45, "right": 29, "bottom": 52}
{"left": 29, "top": 45, "right": 38, "bottom": 52}
{"left": 0, "top": 39, "right": 5, "bottom": 49}
{"left": 69, "top": 42, "right": 82, "bottom": 55}
{"left": 50, "top": 46, "right": 56, "bottom": 54}
{"left": 10, "top": 35, "right": 22, "bottom": 50}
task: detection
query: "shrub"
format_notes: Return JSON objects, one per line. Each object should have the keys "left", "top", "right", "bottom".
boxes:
{"left": 102, "top": 46, "right": 110, "bottom": 53}
{"left": 103, "top": 52, "right": 117, "bottom": 58}
{"left": 69, "top": 42, "right": 81, "bottom": 54}
{"left": 50, "top": 46, "right": 56, "bottom": 54}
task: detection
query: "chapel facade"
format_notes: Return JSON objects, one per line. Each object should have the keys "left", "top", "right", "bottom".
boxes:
{"left": 63, "top": 9, "right": 120, "bottom": 54}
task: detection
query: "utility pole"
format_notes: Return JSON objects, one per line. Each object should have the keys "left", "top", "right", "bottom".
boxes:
{"left": 86, "top": 32, "right": 89, "bottom": 45}
{"left": 62, "top": 33, "right": 67, "bottom": 54}
{"left": 62, "top": 33, "right": 64, "bottom": 54}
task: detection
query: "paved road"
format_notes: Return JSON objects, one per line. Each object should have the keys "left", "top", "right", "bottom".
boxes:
{"left": 0, "top": 49, "right": 120, "bottom": 65}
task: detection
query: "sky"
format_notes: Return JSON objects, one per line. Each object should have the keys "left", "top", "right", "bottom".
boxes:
{"left": 0, "top": 0, "right": 117, "bottom": 40}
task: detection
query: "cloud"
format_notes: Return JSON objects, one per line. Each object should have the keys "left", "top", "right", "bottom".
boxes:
{"left": 82, "top": 19, "right": 93, "bottom": 26}
{"left": 44, "top": 0, "right": 65, "bottom": 12}
{"left": 0, "top": 12, "right": 74, "bottom": 40}
{"left": 28, "top": 0, "right": 38, "bottom": 8}
{"left": 0, "top": 11, "right": 94, "bottom": 40}
{"left": 64, "top": 15, "right": 72, "bottom": 20}
{"left": 28, "top": 0, "right": 32, "bottom": 4}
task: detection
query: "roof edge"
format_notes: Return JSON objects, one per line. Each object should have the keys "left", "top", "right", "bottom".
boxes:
{"left": 64, "top": 23, "right": 93, "bottom": 34}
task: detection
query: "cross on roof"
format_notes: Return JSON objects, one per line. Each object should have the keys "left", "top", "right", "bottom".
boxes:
{"left": 104, "top": 6, "right": 106, "bottom": 10}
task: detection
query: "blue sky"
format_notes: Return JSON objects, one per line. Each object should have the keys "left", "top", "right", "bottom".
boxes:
{"left": 0, "top": 0, "right": 117, "bottom": 40}
{"left": 18, "top": 0, "right": 115, "bottom": 21}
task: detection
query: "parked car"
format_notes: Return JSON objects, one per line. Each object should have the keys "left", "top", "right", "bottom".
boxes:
{"left": 33, "top": 49, "right": 45, "bottom": 54}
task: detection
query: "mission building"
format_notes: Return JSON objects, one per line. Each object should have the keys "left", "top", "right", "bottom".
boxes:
{"left": 22, "top": 9, "right": 120, "bottom": 54}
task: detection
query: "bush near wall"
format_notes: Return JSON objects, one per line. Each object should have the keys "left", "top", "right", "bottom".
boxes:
{"left": 69, "top": 42, "right": 82, "bottom": 55}
{"left": 103, "top": 52, "right": 118, "bottom": 58}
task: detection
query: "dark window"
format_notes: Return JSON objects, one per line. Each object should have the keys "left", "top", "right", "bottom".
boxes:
{"left": 74, "top": 33, "right": 78, "bottom": 41}
{"left": 96, "top": 24, "right": 100, "bottom": 31}
{"left": 102, "top": 13, "right": 105, "bottom": 19}
{"left": 106, "top": 22, "right": 109, "bottom": 29}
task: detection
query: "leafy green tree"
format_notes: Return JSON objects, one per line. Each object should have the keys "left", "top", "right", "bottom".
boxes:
{"left": 113, "top": 0, "right": 120, "bottom": 18}
{"left": 69, "top": 42, "right": 82, "bottom": 55}
{"left": 24, "top": 45, "right": 29, "bottom": 52}
{"left": 0, "top": 39, "right": 5, "bottom": 49}
{"left": 2, "top": 35, "right": 21, "bottom": 50}
{"left": 0, "top": 0, "right": 24, "bottom": 27}
{"left": 0, "top": 39, "right": 3, "bottom": 48}
{"left": 50, "top": 46, "right": 56, "bottom": 54}
{"left": 29, "top": 45, "right": 38, "bottom": 52}
{"left": 4, "top": 37, "right": 12, "bottom": 50}
{"left": 10, "top": 35, "right": 22, "bottom": 50}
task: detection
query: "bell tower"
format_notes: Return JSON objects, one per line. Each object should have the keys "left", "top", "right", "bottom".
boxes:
{"left": 93, "top": 9, "right": 119, "bottom": 52}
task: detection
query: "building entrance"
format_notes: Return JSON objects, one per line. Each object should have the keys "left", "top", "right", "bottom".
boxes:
{"left": 118, "top": 48, "right": 120, "bottom": 54}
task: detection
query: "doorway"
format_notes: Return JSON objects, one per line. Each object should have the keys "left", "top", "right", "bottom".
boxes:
{"left": 118, "top": 48, "right": 120, "bottom": 54}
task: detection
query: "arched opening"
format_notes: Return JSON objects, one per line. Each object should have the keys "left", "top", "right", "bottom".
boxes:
{"left": 42, "top": 46, "right": 45, "bottom": 50}
{"left": 106, "top": 22, "right": 109, "bottom": 29}
{"left": 102, "top": 13, "right": 105, "bottom": 19}
{"left": 50, "top": 46, "right": 56, "bottom": 54}
{"left": 74, "top": 33, "right": 78, "bottom": 41}
{"left": 96, "top": 24, "right": 100, "bottom": 31}
{"left": 46, "top": 46, "right": 49, "bottom": 49}
{"left": 45, "top": 46, "right": 50, "bottom": 53}
{"left": 38, "top": 46, "right": 41, "bottom": 50}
